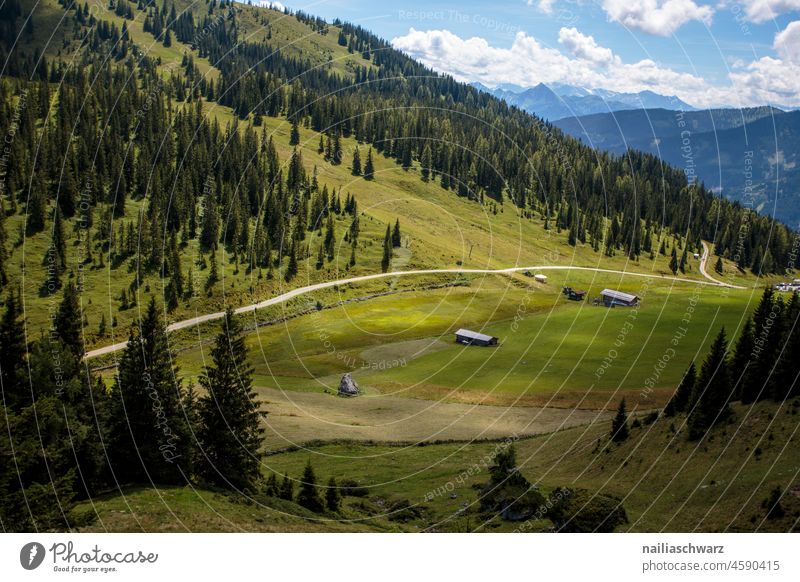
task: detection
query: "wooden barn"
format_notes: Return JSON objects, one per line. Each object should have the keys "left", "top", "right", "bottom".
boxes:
{"left": 600, "top": 289, "right": 640, "bottom": 307}
{"left": 455, "top": 328, "right": 498, "bottom": 347}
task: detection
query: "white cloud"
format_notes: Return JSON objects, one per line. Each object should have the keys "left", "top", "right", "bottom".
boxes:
{"left": 602, "top": 0, "right": 714, "bottom": 36}
{"left": 528, "top": 0, "right": 557, "bottom": 14}
{"left": 558, "top": 27, "right": 617, "bottom": 65}
{"left": 774, "top": 20, "right": 800, "bottom": 64}
{"left": 391, "top": 25, "right": 800, "bottom": 108}
{"left": 736, "top": 0, "right": 800, "bottom": 23}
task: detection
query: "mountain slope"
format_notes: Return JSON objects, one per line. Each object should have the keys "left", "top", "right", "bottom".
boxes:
{"left": 555, "top": 108, "right": 800, "bottom": 225}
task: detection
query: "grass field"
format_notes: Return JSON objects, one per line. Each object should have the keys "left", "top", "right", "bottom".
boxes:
{"left": 174, "top": 270, "right": 761, "bottom": 413}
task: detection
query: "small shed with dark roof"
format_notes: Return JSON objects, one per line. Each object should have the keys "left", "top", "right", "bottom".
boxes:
{"left": 455, "top": 328, "right": 498, "bottom": 347}
{"left": 600, "top": 289, "right": 640, "bottom": 307}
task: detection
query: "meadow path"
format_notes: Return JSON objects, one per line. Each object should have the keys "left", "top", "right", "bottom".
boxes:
{"left": 85, "top": 254, "right": 745, "bottom": 359}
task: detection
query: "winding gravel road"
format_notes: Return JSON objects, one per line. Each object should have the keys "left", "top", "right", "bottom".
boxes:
{"left": 84, "top": 249, "right": 744, "bottom": 360}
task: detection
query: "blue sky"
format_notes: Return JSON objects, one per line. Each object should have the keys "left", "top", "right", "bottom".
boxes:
{"left": 264, "top": 0, "right": 800, "bottom": 108}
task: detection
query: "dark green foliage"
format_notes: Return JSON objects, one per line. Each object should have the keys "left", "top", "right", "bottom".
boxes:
{"left": 478, "top": 445, "right": 546, "bottom": 521}
{"left": 0, "top": 291, "right": 26, "bottom": 410}
{"left": 107, "top": 298, "right": 191, "bottom": 484}
{"left": 363, "top": 148, "right": 374, "bottom": 180}
{"left": 548, "top": 488, "right": 628, "bottom": 532}
{"left": 279, "top": 473, "right": 294, "bottom": 500}
{"left": 197, "top": 308, "right": 264, "bottom": 491}
{"left": 664, "top": 362, "right": 696, "bottom": 417}
{"left": 610, "top": 398, "right": 629, "bottom": 442}
{"left": 325, "top": 476, "right": 341, "bottom": 512}
{"left": 296, "top": 460, "right": 324, "bottom": 513}
{"left": 54, "top": 282, "right": 83, "bottom": 358}
{"left": 688, "top": 328, "right": 732, "bottom": 440}
{"left": 763, "top": 486, "right": 785, "bottom": 520}
{"left": 381, "top": 225, "right": 391, "bottom": 273}
{"left": 715, "top": 256, "right": 724, "bottom": 274}
{"left": 391, "top": 219, "right": 401, "bottom": 248}
{"left": 351, "top": 146, "right": 361, "bottom": 175}
{"left": 669, "top": 247, "right": 678, "bottom": 275}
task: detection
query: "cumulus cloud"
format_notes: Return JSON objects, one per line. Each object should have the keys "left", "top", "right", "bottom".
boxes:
{"left": 602, "top": 0, "right": 714, "bottom": 36}
{"left": 558, "top": 27, "right": 617, "bottom": 65}
{"left": 774, "top": 20, "right": 800, "bottom": 64}
{"left": 391, "top": 25, "right": 800, "bottom": 108}
{"left": 736, "top": 0, "right": 800, "bottom": 23}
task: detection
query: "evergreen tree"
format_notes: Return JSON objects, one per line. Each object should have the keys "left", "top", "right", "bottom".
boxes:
{"left": 381, "top": 225, "right": 392, "bottom": 273}
{"left": 289, "top": 118, "right": 300, "bottom": 146}
{"left": 285, "top": 242, "right": 298, "bottom": 281}
{"left": 363, "top": 148, "right": 374, "bottom": 180}
{"left": 351, "top": 146, "right": 361, "bottom": 176}
{"left": 325, "top": 476, "right": 341, "bottom": 512}
{"left": 420, "top": 144, "right": 432, "bottom": 181}
{"left": 279, "top": 472, "right": 293, "bottom": 500}
{"left": 197, "top": 308, "right": 264, "bottom": 490}
{"left": 669, "top": 247, "right": 678, "bottom": 275}
{"left": 108, "top": 298, "right": 190, "bottom": 483}
{"left": 730, "top": 319, "right": 754, "bottom": 399}
{"left": 610, "top": 398, "right": 629, "bottom": 442}
{"left": 0, "top": 291, "right": 26, "bottom": 410}
{"left": 296, "top": 460, "right": 324, "bottom": 513}
{"left": 688, "top": 328, "right": 732, "bottom": 440}
{"left": 391, "top": 219, "right": 401, "bottom": 248}
{"left": 54, "top": 281, "right": 83, "bottom": 358}
{"left": 664, "top": 362, "right": 696, "bottom": 416}
{"left": 714, "top": 256, "right": 724, "bottom": 274}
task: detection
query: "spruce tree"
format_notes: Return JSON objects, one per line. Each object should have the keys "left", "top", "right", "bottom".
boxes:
{"left": 351, "top": 146, "right": 361, "bottom": 176}
{"left": 391, "top": 219, "right": 401, "bottom": 248}
{"left": 610, "top": 398, "right": 629, "bottom": 442}
{"left": 0, "top": 291, "right": 26, "bottom": 410}
{"left": 296, "top": 460, "right": 324, "bottom": 513}
{"left": 279, "top": 472, "right": 294, "bottom": 500}
{"left": 326, "top": 476, "right": 341, "bottom": 512}
{"left": 664, "top": 362, "right": 695, "bottom": 416}
{"left": 289, "top": 118, "right": 300, "bottom": 146}
{"left": 108, "top": 298, "right": 190, "bottom": 483}
{"left": 54, "top": 281, "right": 83, "bottom": 358}
{"left": 197, "top": 308, "right": 264, "bottom": 490}
{"left": 688, "top": 328, "right": 732, "bottom": 440}
{"left": 714, "top": 256, "right": 723, "bottom": 274}
{"left": 381, "top": 225, "right": 392, "bottom": 273}
{"left": 730, "top": 319, "right": 754, "bottom": 399}
{"left": 669, "top": 247, "right": 678, "bottom": 275}
{"left": 363, "top": 147, "right": 374, "bottom": 180}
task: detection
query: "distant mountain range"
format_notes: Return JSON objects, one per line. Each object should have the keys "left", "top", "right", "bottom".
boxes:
{"left": 471, "top": 82, "right": 696, "bottom": 121}
{"left": 553, "top": 107, "right": 800, "bottom": 226}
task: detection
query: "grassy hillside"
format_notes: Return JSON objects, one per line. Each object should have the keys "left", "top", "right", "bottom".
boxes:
{"left": 71, "top": 399, "right": 799, "bottom": 532}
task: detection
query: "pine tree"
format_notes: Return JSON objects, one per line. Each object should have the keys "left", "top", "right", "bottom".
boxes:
{"left": 688, "top": 328, "right": 732, "bottom": 440}
{"left": 420, "top": 144, "right": 432, "bottom": 181}
{"left": 289, "top": 118, "right": 300, "bottom": 146}
{"left": 296, "top": 460, "right": 324, "bottom": 513}
{"left": 197, "top": 308, "right": 264, "bottom": 490}
{"left": 351, "top": 146, "right": 361, "bottom": 176}
{"left": 363, "top": 147, "right": 374, "bottom": 180}
{"left": 714, "top": 256, "right": 724, "bottom": 274}
{"left": 279, "top": 472, "right": 294, "bottom": 500}
{"left": 610, "top": 398, "right": 629, "bottom": 442}
{"left": 265, "top": 472, "right": 279, "bottom": 497}
{"left": 381, "top": 225, "right": 392, "bottom": 273}
{"left": 108, "top": 298, "right": 190, "bottom": 483}
{"left": 391, "top": 219, "right": 401, "bottom": 248}
{"left": 0, "top": 291, "right": 26, "bottom": 410}
{"left": 730, "top": 319, "right": 754, "bottom": 399}
{"left": 326, "top": 476, "right": 341, "bottom": 512}
{"left": 664, "top": 362, "right": 695, "bottom": 416}
{"left": 669, "top": 247, "right": 678, "bottom": 275}
{"left": 285, "top": 242, "right": 298, "bottom": 281}
{"left": 54, "top": 282, "right": 83, "bottom": 358}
